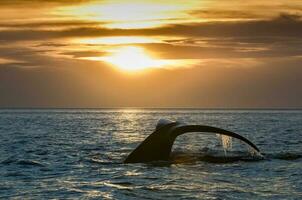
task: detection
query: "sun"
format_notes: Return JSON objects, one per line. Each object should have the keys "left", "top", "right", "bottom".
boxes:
{"left": 81, "top": 46, "right": 197, "bottom": 72}
{"left": 102, "top": 46, "right": 166, "bottom": 71}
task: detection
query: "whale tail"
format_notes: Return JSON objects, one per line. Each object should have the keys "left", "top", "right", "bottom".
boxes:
{"left": 124, "top": 119, "right": 261, "bottom": 163}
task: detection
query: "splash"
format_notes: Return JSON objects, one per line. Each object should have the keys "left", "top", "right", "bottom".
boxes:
{"left": 216, "top": 134, "right": 232, "bottom": 155}
{"left": 247, "top": 146, "right": 264, "bottom": 158}
{"left": 217, "top": 134, "right": 264, "bottom": 158}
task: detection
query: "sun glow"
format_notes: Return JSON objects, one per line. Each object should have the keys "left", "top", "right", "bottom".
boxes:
{"left": 56, "top": 1, "right": 202, "bottom": 29}
{"left": 101, "top": 46, "right": 169, "bottom": 71}
{"left": 80, "top": 46, "right": 199, "bottom": 72}
{"left": 75, "top": 36, "right": 159, "bottom": 45}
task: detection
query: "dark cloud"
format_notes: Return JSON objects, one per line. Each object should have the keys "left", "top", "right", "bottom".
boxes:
{"left": 0, "top": 46, "right": 74, "bottom": 69}
{"left": 0, "top": 0, "right": 92, "bottom": 7}
{"left": 275, "top": 13, "right": 302, "bottom": 21}
{"left": 138, "top": 42, "right": 302, "bottom": 59}
{"left": 0, "top": 20, "right": 102, "bottom": 29}
{"left": 0, "top": 28, "right": 130, "bottom": 41}
{"left": 1, "top": 13, "right": 302, "bottom": 40}
{"left": 61, "top": 50, "right": 108, "bottom": 58}
{"left": 1, "top": 13, "right": 302, "bottom": 66}
{"left": 152, "top": 13, "right": 302, "bottom": 38}
{"left": 34, "top": 42, "right": 69, "bottom": 48}
{"left": 189, "top": 9, "right": 263, "bottom": 19}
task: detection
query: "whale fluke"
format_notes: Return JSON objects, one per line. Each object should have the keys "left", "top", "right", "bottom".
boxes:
{"left": 124, "top": 119, "right": 261, "bottom": 163}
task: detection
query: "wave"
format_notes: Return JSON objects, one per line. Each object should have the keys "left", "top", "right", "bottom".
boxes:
{"left": 266, "top": 152, "right": 302, "bottom": 160}
{"left": 167, "top": 148, "right": 302, "bottom": 164}
{"left": 80, "top": 148, "right": 302, "bottom": 166}
{"left": 1, "top": 158, "right": 45, "bottom": 167}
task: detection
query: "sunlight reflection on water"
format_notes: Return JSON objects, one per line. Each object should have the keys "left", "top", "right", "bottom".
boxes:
{"left": 0, "top": 109, "right": 301, "bottom": 199}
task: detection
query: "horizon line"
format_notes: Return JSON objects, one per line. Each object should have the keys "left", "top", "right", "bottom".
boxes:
{"left": 0, "top": 107, "right": 301, "bottom": 110}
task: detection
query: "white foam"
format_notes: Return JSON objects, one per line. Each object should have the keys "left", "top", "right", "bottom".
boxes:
{"left": 217, "top": 134, "right": 264, "bottom": 158}
{"left": 216, "top": 134, "right": 233, "bottom": 155}
{"left": 247, "top": 146, "right": 264, "bottom": 158}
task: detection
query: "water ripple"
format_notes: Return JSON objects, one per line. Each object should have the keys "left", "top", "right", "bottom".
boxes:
{"left": 0, "top": 109, "right": 301, "bottom": 199}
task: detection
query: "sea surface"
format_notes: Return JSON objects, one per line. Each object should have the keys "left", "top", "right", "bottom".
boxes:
{"left": 0, "top": 109, "right": 301, "bottom": 199}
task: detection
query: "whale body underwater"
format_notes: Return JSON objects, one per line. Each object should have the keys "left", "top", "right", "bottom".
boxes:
{"left": 124, "top": 119, "right": 261, "bottom": 163}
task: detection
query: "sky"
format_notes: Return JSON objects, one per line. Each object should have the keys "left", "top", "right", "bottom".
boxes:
{"left": 0, "top": 0, "right": 302, "bottom": 108}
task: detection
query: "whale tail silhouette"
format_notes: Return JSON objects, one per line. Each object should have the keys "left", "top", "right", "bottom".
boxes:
{"left": 124, "top": 119, "right": 261, "bottom": 163}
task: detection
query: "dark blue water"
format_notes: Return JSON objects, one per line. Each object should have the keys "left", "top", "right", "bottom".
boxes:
{"left": 0, "top": 109, "right": 301, "bottom": 199}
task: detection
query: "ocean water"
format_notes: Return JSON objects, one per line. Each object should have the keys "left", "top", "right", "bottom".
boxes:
{"left": 0, "top": 109, "right": 301, "bottom": 199}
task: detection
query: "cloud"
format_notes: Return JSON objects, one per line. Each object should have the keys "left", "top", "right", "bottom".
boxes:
{"left": 2, "top": 14, "right": 302, "bottom": 65}
{"left": 138, "top": 42, "right": 302, "bottom": 59}
{"left": 0, "top": 27, "right": 129, "bottom": 42}
{"left": 189, "top": 9, "right": 263, "bottom": 20}
{"left": 0, "top": 20, "right": 102, "bottom": 29}
{"left": 153, "top": 13, "right": 302, "bottom": 38}
{"left": 0, "top": 17, "right": 301, "bottom": 76}
{"left": 1, "top": 1, "right": 301, "bottom": 108}
{"left": 1, "top": 13, "right": 302, "bottom": 40}
{"left": 61, "top": 50, "right": 108, "bottom": 58}
{"left": 0, "top": 0, "right": 92, "bottom": 7}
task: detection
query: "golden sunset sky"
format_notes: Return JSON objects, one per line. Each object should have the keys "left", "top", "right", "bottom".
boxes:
{"left": 0, "top": 0, "right": 301, "bottom": 108}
